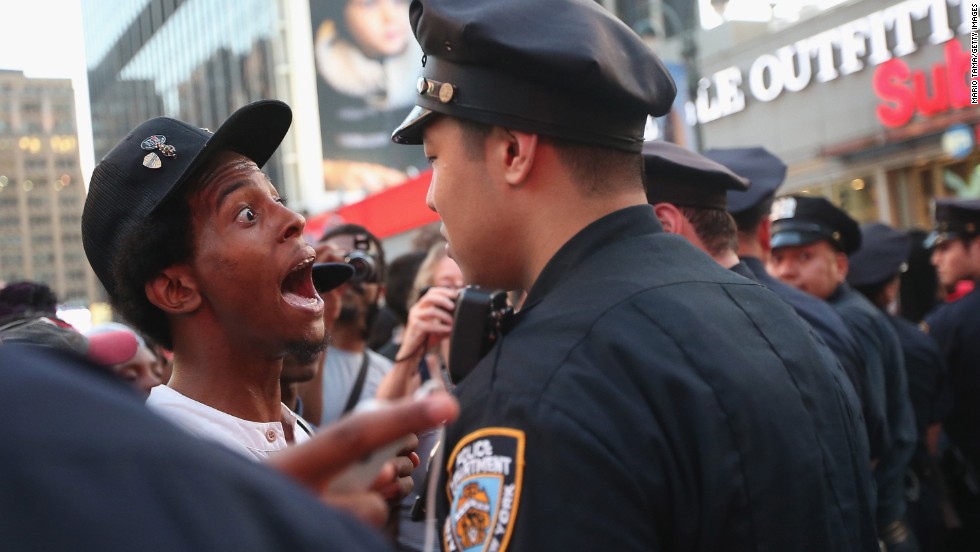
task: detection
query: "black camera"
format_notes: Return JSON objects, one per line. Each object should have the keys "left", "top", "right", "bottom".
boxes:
{"left": 344, "top": 234, "right": 382, "bottom": 284}
{"left": 448, "top": 286, "right": 513, "bottom": 384}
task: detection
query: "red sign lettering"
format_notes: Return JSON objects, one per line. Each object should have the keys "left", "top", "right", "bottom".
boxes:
{"left": 873, "top": 40, "right": 972, "bottom": 128}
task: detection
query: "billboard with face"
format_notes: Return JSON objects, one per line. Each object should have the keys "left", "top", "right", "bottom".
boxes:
{"left": 311, "top": 0, "right": 426, "bottom": 195}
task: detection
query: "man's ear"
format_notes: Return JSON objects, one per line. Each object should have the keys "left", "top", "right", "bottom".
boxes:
{"left": 652, "top": 202, "right": 683, "bottom": 235}
{"left": 145, "top": 266, "right": 202, "bottom": 314}
{"left": 498, "top": 128, "right": 538, "bottom": 187}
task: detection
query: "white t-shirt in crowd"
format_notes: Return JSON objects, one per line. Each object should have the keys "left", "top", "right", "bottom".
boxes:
{"left": 146, "top": 385, "right": 311, "bottom": 461}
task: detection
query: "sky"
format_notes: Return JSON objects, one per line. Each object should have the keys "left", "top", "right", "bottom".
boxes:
{"left": 0, "top": 0, "right": 95, "bottom": 180}
{"left": 0, "top": 0, "right": 85, "bottom": 79}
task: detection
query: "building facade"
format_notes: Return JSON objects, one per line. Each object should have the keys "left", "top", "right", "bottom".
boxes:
{"left": 81, "top": 0, "right": 329, "bottom": 214}
{"left": 693, "top": 0, "right": 980, "bottom": 229}
{"left": 0, "top": 70, "right": 100, "bottom": 306}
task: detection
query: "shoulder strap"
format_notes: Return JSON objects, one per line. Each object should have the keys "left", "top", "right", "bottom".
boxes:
{"left": 342, "top": 351, "right": 371, "bottom": 415}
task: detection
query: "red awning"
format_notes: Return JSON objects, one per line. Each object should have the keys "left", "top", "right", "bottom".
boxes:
{"left": 305, "top": 170, "right": 438, "bottom": 239}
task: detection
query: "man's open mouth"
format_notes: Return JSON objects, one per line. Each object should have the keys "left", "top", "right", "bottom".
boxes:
{"left": 281, "top": 257, "right": 321, "bottom": 309}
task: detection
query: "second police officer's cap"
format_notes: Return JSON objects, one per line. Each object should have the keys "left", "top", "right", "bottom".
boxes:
{"left": 390, "top": 0, "right": 677, "bottom": 152}
{"left": 641, "top": 141, "right": 749, "bottom": 209}
{"left": 847, "top": 223, "right": 912, "bottom": 288}
{"left": 702, "top": 147, "right": 787, "bottom": 219}
{"left": 924, "top": 197, "right": 980, "bottom": 248}
{"left": 770, "top": 195, "right": 862, "bottom": 255}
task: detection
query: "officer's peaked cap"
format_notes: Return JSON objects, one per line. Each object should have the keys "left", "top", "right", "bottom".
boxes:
{"left": 391, "top": 0, "right": 677, "bottom": 152}
{"left": 847, "top": 223, "right": 912, "bottom": 287}
{"left": 642, "top": 141, "right": 749, "bottom": 210}
{"left": 770, "top": 195, "right": 861, "bottom": 255}
{"left": 924, "top": 197, "right": 980, "bottom": 248}
{"left": 703, "top": 147, "right": 787, "bottom": 217}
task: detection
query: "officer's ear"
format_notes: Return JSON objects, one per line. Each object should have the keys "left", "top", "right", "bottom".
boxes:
{"left": 757, "top": 218, "right": 772, "bottom": 253}
{"left": 652, "top": 202, "right": 684, "bottom": 235}
{"left": 835, "top": 251, "right": 849, "bottom": 281}
{"left": 145, "top": 264, "right": 202, "bottom": 315}
{"left": 496, "top": 128, "right": 538, "bottom": 187}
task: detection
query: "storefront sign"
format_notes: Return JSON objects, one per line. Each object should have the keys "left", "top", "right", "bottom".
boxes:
{"left": 695, "top": 0, "right": 972, "bottom": 124}
{"left": 874, "top": 39, "right": 972, "bottom": 127}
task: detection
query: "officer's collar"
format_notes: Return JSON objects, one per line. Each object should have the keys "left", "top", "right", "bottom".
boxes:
{"left": 827, "top": 283, "right": 849, "bottom": 304}
{"left": 519, "top": 205, "right": 662, "bottom": 315}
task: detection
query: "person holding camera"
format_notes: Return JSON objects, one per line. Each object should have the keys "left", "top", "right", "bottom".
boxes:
{"left": 389, "top": 0, "right": 877, "bottom": 550}
{"left": 314, "top": 224, "right": 394, "bottom": 426}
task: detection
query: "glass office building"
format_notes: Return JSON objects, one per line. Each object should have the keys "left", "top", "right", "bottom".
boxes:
{"left": 81, "top": 0, "right": 328, "bottom": 211}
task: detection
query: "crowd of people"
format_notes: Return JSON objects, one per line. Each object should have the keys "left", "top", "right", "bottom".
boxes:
{"left": 1, "top": 0, "right": 979, "bottom": 551}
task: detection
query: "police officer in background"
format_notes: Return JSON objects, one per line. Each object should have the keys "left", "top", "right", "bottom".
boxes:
{"left": 706, "top": 147, "right": 885, "bottom": 459}
{"left": 769, "top": 197, "right": 918, "bottom": 551}
{"left": 849, "top": 223, "right": 953, "bottom": 552}
{"left": 391, "top": 1, "right": 877, "bottom": 550}
{"left": 642, "top": 140, "right": 869, "bottom": 442}
{"left": 922, "top": 198, "right": 980, "bottom": 551}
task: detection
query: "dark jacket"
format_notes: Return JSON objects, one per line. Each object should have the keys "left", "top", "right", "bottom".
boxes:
{"left": 924, "top": 283, "right": 980, "bottom": 459}
{"left": 437, "top": 206, "right": 877, "bottom": 551}
{"left": 830, "top": 285, "right": 917, "bottom": 528}
{"left": 740, "top": 256, "right": 887, "bottom": 459}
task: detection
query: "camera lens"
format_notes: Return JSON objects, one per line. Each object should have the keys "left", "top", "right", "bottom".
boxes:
{"left": 345, "top": 251, "right": 378, "bottom": 283}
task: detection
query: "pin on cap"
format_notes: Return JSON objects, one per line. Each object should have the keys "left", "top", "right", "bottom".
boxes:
{"left": 140, "top": 135, "right": 177, "bottom": 169}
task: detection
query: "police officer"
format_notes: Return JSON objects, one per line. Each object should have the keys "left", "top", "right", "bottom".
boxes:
{"left": 849, "top": 223, "right": 953, "bottom": 552}
{"left": 391, "top": 1, "right": 877, "bottom": 550}
{"left": 705, "top": 147, "right": 885, "bottom": 458}
{"left": 642, "top": 140, "right": 869, "bottom": 440}
{"left": 922, "top": 198, "right": 980, "bottom": 550}
{"left": 641, "top": 140, "right": 749, "bottom": 270}
{"left": 769, "top": 196, "right": 918, "bottom": 551}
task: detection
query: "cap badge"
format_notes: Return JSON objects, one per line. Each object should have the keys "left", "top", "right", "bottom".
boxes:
{"left": 438, "top": 83, "right": 456, "bottom": 103}
{"left": 771, "top": 196, "right": 797, "bottom": 221}
{"left": 140, "top": 135, "right": 176, "bottom": 169}
{"left": 417, "top": 77, "right": 457, "bottom": 104}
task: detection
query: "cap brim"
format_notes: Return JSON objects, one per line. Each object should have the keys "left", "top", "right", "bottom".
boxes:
{"left": 923, "top": 230, "right": 952, "bottom": 249}
{"left": 86, "top": 330, "right": 139, "bottom": 366}
{"left": 771, "top": 230, "right": 825, "bottom": 250}
{"left": 391, "top": 106, "right": 437, "bottom": 145}
{"left": 313, "top": 262, "right": 355, "bottom": 292}
{"left": 153, "top": 100, "right": 292, "bottom": 214}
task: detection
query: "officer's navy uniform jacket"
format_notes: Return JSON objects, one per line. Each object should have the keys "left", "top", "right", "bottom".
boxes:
{"left": 437, "top": 206, "right": 878, "bottom": 551}
{"left": 924, "top": 282, "right": 980, "bottom": 461}
{"left": 830, "top": 285, "right": 917, "bottom": 530}
{"left": 740, "top": 255, "right": 887, "bottom": 459}
{"left": 887, "top": 316, "right": 951, "bottom": 457}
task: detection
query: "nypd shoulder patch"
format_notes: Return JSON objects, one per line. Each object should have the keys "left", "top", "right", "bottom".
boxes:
{"left": 444, "top": 428, "right": 525, "bottom": 552}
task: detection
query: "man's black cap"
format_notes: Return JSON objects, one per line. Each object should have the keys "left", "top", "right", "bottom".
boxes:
{"left": 642, "top": 141, "right": 749, "bottom": 210}
{"left": 702, "top": 147, "right": 787, "bottom": 216}
{"left": 924, "top": 197, "right": 980, "bottom": 248}
{"left": 391, "top": 0, "right": 676, "bottom": 152}
{"left": 82, "top": 100, "right": 291, "bottom": 297}
{"left": 770, "top": 195, "right": 862, "bottom": 254}
{"left": 847, "top": 223, "right": 912, "bottom": 287}
{"left": 312, "top": 263, "right": 355, "bottom": 292}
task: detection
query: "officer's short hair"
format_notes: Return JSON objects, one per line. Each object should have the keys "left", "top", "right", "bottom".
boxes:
{"left": 456, "top": 118, "right": 641, "bottom": 196}
{"left": 679, "top": 206, "right": 739, "bottom": 258}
